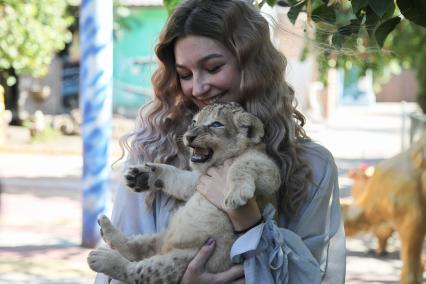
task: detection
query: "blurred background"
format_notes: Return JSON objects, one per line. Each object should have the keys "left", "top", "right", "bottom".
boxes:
{"left": 0, "top": 0, "right": 425, "bottom": 283}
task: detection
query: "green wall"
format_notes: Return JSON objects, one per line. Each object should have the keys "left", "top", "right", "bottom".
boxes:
{"left": 113, "top": 7, "right": 168, "bottom": 114}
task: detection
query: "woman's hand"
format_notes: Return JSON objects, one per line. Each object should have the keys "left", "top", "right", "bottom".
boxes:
{"left": 181, "top": 239, "right": 245, "bottom": 284}
{"left": 197, "top": 160, "right": 262, "bottom": 232}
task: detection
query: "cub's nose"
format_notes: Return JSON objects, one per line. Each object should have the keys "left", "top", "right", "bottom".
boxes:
{"left": 185, "top": 134, "right": 196, "bottom": 144}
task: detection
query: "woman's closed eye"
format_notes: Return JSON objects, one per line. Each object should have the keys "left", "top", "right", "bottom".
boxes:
{"left": 177, "top": 72, "right": 192, "bottom": 80}
{"left": 206, "top": 64, "right": 224, "bottom": 74}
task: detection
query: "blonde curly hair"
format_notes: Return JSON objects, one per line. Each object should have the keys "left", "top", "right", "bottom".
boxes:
{"left": 121, "top": 0, "right": 312, "bottom": 215}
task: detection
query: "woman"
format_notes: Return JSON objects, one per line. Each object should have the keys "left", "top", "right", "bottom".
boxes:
{"left": 95, "top": 0, "right": 345, "bottom": 283}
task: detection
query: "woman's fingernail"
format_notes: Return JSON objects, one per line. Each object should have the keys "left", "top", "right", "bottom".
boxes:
{"left": 205, "top": 238, "right": 215, "bottom": 246}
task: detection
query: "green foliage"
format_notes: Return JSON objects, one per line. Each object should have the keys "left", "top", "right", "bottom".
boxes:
{"left": 368, "top": 0, "right": 393, "bottom": 17}
{"left": 396, "top": 0, "right": 426, "bottom": 27}
{"left": 287, "top": 0, "right": 425, "bottom": 49}
{"left": 0, "top": 0, "right": 74, "bottom": 85}
{"left": 266, "top": 0, "right": 278, "bottom": 6}
{"left": 375, "top": 16, "right": 401, "bottom": 48}
{"left": 153, "top": 0, "right": 426, "bottom": 111}
{"left": 163, "top": 0, "right": 279, "bottom": 13}
{"left": 383, "top": 20, "right": 426, "bottom": 113}
{"left": 288, "top": 1, "right": 306, "bottom": 24}
{"left": 312, "top": 19, "right": 426, "bottom": 111}
{"left": 163, "top": 0, "right": 181, "bottom": 14}
{"left": 162, "top": 0, "right": 425, "bottom": 49}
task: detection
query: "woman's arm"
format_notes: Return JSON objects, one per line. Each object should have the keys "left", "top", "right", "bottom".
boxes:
{"left": 236, "top": 149, "right": 345, "bottom": 284}
{"left": 181, "top": 239, "right": 245, "bottom": 284}
{"left": 197, "top": 145, "right": 346, "bottom": 284}
{"left": 285, "top": 151, "right": 346, "bottom": 282}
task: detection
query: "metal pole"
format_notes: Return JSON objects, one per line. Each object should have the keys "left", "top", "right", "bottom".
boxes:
{"left": 80, "top": 0, "right": 113, "bottom": 248}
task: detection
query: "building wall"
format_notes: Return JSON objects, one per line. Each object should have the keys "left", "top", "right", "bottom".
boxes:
{"left": 113, "top": 6, "right": 168, "bottom": 116}
{"left": 19, "top": 56, "right": 64, "bottom": 117}
{"left": 272, "top": 6, "right": 315, "bottom": 111}
{"left": 376, "top": 70, "right": 418, "bottom": 102}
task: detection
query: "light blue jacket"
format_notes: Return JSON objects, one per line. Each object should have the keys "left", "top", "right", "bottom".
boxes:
{"left": 94, "top": 142, "right": 346, "bottom": 284}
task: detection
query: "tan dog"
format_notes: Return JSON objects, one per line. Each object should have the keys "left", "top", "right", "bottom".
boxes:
{"left": 340, "top": 166, "right": 394, "bottom": 256}
{"left": 341, "top": 137, "right": 426, "bottom": 284}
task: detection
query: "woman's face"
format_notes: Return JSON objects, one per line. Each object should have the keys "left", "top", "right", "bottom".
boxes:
{"left": 174, "top": 35, "right": 242, "bottom": 108}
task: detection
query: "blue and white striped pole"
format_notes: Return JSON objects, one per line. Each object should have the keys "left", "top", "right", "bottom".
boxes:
{"left": 79, "top": 0, "right": 113, "bottom": 248}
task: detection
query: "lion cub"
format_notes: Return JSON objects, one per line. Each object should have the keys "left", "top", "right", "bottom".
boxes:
{"left": 87, "top": 102, "right": 281, "bottom": 284}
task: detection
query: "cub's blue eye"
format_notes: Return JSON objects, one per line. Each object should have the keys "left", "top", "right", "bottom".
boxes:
{"left": 209, "top": 121, "right": 224, "bottom": 128}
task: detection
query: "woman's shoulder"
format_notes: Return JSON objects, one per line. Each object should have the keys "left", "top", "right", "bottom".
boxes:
{"left": 300, "top": 141, "right": 335, "bottom": 166}
{"left": 300, "top": 141, "right": 337, "bottom": 188}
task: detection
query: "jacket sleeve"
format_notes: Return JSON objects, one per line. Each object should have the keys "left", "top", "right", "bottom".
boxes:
{"left": 230, "top": 153, "right": 346, "bottom": 284}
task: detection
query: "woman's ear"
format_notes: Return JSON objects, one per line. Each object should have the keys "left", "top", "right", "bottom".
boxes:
{"left": 234, "top": 112, "right": 264, "bottom": 144}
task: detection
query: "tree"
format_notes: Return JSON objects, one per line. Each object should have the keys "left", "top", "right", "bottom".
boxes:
{"left": 164, "top": 0, "right": 426, "bottom": 111}
{"left": 290, "top": 1, "right": 426, "bottom": 112}
{"left": 0, "top": 0, "right": 74, "bottom": 124}
{"left": 164, "top": 0, "right": 426, "bottom": 46}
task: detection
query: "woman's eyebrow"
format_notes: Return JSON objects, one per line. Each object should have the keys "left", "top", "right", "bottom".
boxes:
{"left": 199, "top": 53, "right": 224, "bottom": 62}
{"left": 175, "top": 53, "right": 224, "bottom": 68}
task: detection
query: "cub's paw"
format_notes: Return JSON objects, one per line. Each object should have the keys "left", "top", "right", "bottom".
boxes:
{"left": 98, "top": 215, "right": 125, "bottom": 249}
{"left": 222, "top": 183, "right": 254, "bottom": 209}
{"left": 87, "top": 247, "right": 128, "bottom": 279}
{"left": 124, "top": 163, "right": 164, "bottom": 192}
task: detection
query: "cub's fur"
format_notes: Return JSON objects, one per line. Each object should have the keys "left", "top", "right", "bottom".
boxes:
{"left": 87, "top": 102, "right": 281, "bottom": 284}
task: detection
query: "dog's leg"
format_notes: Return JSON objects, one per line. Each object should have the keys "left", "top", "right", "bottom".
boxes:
{"left": 397, "top": 218, "right": 425, "bottom": 284}
{"left": 373, "top": 223, "right": 394, "bottom": 256}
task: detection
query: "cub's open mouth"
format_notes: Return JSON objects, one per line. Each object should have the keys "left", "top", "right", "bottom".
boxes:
{"left": 190, "top": 147, "right": 213, "bottom": 163}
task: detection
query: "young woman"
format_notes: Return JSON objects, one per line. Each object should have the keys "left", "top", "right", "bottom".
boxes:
{"left": 95, "top": 0, "right": 345, "bottom": 283}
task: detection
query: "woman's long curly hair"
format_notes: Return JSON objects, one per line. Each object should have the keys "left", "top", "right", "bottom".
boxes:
{"left": 121, "top": 0, "right": 312, "bottom": 216}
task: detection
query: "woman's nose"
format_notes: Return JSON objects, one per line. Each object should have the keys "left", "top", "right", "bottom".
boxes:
{"left": 192, "top": 74, "right": 209, "bottom": 97}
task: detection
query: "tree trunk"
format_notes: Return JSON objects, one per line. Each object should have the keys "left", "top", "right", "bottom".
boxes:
{"left": 2, "top": 69, "right": 21, "bottom": 126}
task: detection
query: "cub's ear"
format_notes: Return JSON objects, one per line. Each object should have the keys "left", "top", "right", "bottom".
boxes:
{"left": 234, "top": 112, "right": 264, "bottom": 144}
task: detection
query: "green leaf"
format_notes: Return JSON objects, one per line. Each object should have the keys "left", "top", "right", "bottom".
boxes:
{"left": 311, "top": 4, "right": 336, "bottom": 24}
{"left": 288, "top": 0, "right": 302, "bottom": 5}
{"left": 351, "top": 0, "right": 368, "bottom": 14}
{"left": 365, "top": 6, "right": 380, "bottom": 37}
{"left": 287, "top": 1, "right": 305, "bottom": 25}
{"left": 396, "top": 0, "right": 426, "bottom": 28}
{"left": 368, "top": 0, "right": 393, "bottom": 17}
{"left": 338, "top": 18, "right": 362, "bottom": 37}
{"left": 382, "top": 1, "right": 395, "bottom": 19}
{"left": 375, "top": 16, "right": 401, "bottom": 47}
{"left": 267, "top": 0, "right": 278, "bottom": 6}
{"left": 0, "top": 0, "right": 73, "bottom": 79}
{"left": 163, "top": 0, "right": 181, "bottom": 14}
{"left": 332, "top": 32, "right": 344, "bottom": 48}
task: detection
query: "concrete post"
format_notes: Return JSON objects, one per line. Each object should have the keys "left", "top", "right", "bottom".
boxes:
{"left": 80, "top": 0, "right": 113, "bottom": 248}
